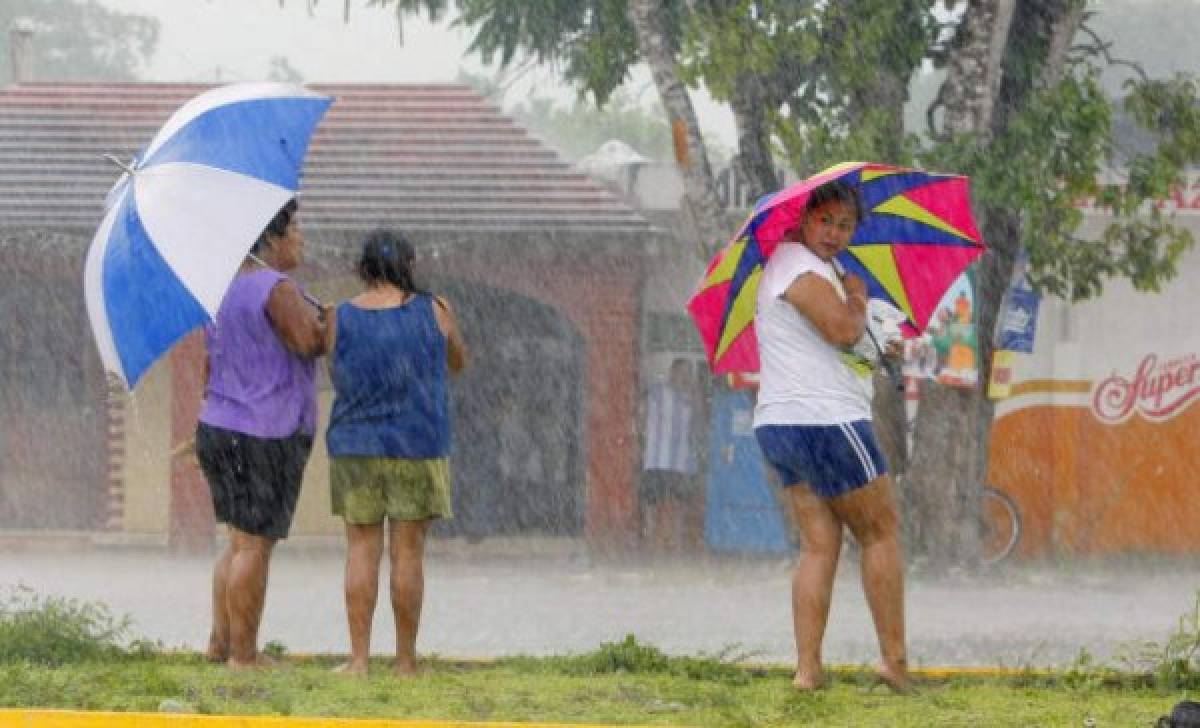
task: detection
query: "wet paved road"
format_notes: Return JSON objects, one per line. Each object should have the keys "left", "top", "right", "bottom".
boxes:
{"left": 1, "top": 544, "right": 1196, "bottom": 668}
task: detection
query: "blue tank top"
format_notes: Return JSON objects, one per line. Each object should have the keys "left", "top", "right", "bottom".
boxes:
{"left": 326, "top": 295, "right": 450, "bottom": 458}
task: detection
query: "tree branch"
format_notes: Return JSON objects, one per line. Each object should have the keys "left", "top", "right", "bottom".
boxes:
{"left": 927, "top": 79, "right": 950, "bottom": 142}
{"left": 1072, "top": 22, "right": 1150, "bottom": 82}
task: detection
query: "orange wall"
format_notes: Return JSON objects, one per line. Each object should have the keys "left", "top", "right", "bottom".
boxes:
{"left": 989, "top": 401, "right": 1200, "bottom": 556}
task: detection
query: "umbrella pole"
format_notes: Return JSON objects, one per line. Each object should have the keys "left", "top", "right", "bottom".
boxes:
{"left": 100, "top": 153, "right": 136, "bottom": 176}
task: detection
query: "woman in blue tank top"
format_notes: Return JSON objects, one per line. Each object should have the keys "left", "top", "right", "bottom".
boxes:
{"left": 324, "top": 230, "right": 467, "bottom": 677}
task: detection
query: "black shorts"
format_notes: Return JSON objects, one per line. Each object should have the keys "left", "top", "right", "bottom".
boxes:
{"left": 640, "top": 469, "right": 695, "bottom": 505}
{"left": 195, "top": 423, "right": 313, "bottom": 540}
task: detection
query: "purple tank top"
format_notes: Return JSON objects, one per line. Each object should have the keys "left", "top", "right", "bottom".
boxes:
{"left": 198, "top": 269, "right": 317, "bottom": 437}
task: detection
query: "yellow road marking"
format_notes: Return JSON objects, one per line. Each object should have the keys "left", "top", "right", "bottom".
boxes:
{"left": 0, "top": 712, "right": 641, "bottom": 728}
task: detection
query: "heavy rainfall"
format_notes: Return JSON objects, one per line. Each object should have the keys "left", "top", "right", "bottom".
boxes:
{"left": 1, "top": 0, "right": 1200, "bottom": 717}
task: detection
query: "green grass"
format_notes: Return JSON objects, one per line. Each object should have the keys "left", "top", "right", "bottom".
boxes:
{"left": 0, "top": 649, "right": 1190, "bottom": 727}
{"left": 0, "top": 587, "right": 1191, "bottom": 726}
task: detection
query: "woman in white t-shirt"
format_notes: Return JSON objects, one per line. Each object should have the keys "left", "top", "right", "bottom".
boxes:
{"left": 754, "top": 179, "right": 909, "bottom": 693}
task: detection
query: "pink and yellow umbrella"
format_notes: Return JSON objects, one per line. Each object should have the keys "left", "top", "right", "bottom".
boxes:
{"left": 688, "top": 162, "right": 986, "bottom": 374}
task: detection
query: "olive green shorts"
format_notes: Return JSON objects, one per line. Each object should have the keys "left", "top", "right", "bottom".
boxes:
{"left": 330, "top": 457, "right": 453, "bottom": 524}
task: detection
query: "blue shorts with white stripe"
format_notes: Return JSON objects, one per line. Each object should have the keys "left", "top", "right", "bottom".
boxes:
{"left": 754, "top": 420, "right": 889, "bottom": 498}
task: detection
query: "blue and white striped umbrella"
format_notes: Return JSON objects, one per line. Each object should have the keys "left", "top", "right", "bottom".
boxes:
{"left": 84, "top": 82, "right": 333, "bottom": 387}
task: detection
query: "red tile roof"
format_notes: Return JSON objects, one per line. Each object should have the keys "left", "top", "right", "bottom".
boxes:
{"left": 0, "top": 82, "right": 653, "bottom": 236}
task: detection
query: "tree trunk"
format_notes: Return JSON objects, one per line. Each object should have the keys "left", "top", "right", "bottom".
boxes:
{"left": 908, "top": 0, "right": 1085, "bottom": 567}
{"left": 1041, "top": 1, "right": 1086, "bottom": 86}
{"left": 849, "top": 66, "right": 911, "bottom": 487}
{"left": 906, "top": 0, "right": 1012, "bottom": 563}
{"left": 628, "top": 0, "right": 729, "bottom": 257}
{"left": 849, "top": 69, "right": 908, "bottom": 159}
{"left": 969, "top": 0, "right": 1082, "bottom": 542}
{"left": 906, "top": 380, "right": 979, "bottom": 561}
{"left": 991, "top": 0, "right": 1078, "bottom": 135}
{"left": 940, "top": 0, "right": 1016, "bottom": 137}
{"left": 729, "top": 75, "right": 780, "bottom": 202}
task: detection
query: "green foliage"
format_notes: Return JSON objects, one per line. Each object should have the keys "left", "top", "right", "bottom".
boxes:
{"left": 1061, "top": 648, "right": 1114, "bottom": 691}
{"left": 565, "top": 633, "right": 672, "bottom": 673}
{"left": 776, "top": 105, "right": 924, "bottom": 175}
{"left": 456, "top": 68, "right": 675, "bottom": 161}
{"left": 759, "top": 0, "right": 937, "bottom": 171}
{"left": 367, "top": 0, "right": 453, "bottom": 24}
{"left": 377, "top": 0, "right": 653, "bottom": 106}
{"left": 461, "top": 0, "right": 627, "bottom": 95}
{"left": 262, "top": 640, "right": 289, "bottom": 660}
{"left": 798, "top": 0, "right": 934, "bottom": 137}
{"left": 0, "top": 586, "right": 142, "bottom": 666}
{"left": 0, "top": 0, "right": 158, "bottom": 82}
{"left": 1124, "top": 75, "right": 1200, "bottom": 192}
{"left": 766, "top": 1, "right": 1199, "bottom": 305}
{"left": 1118, "top": 590, "right": 1200, "bottom": 691}
{"left": 320, "top": 0, "right": 1200, "bottom": 304}
{"left": 926, "top": 63, "right": 1197, "bottom": 301}
{"left": 504, "top": 634, "right": 752, "bottom": 684}
{"left": 680, "top": 0, "right": 819, "bottom": 103}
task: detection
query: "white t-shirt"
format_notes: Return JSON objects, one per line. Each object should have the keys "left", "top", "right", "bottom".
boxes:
{"left": 753, "top": 243, "right": 874, "bottom": 426}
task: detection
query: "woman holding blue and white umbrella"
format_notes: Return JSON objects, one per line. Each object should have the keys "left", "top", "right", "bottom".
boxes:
{"left": 84, "top": 82, "right": 333, "bottom": 668}
{"left": 195, "top": 197, "right": 326, "bottom": 668}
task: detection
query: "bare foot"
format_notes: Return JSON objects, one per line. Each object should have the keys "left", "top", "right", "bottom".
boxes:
{"left": 875, "top": 662, "right": 913, "bottom": 695}
{"left": 333, "top": 661, "right": 369, "bottom": 677}
{"left": 226, "top": 653, "right": 278, "bottom": 671}
{"left": 792, "top": 669, "right": 826, "bottom": 692}
{"left": 394, "top": 659, "right": 420, "bottom": 678}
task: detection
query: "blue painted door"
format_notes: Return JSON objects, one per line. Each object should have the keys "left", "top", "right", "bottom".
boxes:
{"left": 704, "top": 390, "right": 791, "bottom": 554}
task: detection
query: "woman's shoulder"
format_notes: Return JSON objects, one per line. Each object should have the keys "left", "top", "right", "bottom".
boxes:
{"left": 225, "top": 268, "right": 288, "bottom": 310}
{"left": 232, "top": 267, "right": 286, "bottom": 288}
{"left": 242, "top": 267, "right": 288, "bottom": 286}
{"left": 770, "top": 243, "right": 824, "bottom": 268}
{"left": 760, "top": 243, "right": 827, "bottom": 294}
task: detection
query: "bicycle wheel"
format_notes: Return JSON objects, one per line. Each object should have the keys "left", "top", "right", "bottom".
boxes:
{"left": 979, "top": 486, "right": 1021, "bottom": 566}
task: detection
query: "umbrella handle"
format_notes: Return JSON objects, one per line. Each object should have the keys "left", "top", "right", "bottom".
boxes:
{"left": 833, "top": 258, "right": 903, "bottom": 390}
{"left": 299, "top": 288, "right": 324, "bottom": 310}
{"left": 865, "top": 325, "right": 904, "bottom": 391}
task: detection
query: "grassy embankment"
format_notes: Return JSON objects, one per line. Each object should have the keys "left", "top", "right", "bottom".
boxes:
{"left": 0, "top": 586, "right": 1195, "bottom": 726}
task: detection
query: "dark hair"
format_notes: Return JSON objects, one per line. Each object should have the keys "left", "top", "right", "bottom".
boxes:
{"left": 357, "top": 229, "right": 418, "bottom": 292}
{"left": 252, "top": 198, "right": 298, "bottom": 253}
{"left": 804, "top": 180, "right": 864, "bottom": 224}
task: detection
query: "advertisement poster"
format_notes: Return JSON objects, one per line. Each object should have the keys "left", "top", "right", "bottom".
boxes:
{"left": 997, "top": 252, "right": 1041, "bottom": 354}
{"left": 903, "top": 272, "right": 979, "bottom": 389}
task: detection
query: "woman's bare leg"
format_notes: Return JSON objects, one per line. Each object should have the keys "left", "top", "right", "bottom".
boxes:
{"left": 225, "top": 528, "right": 277, "bottom": 668}
{"left": 389, "top": 519, "right": 430, "bottom": 676}
{"left": 830, "top": 475, "right": 910, "bottom": 693}
{"left": 339, "top": 522, "right": 385, "bottom": 676}
{"left": 206, "top": 539, "right": 234, "bottom": 662}
{"left": 785, "top": 484, "right": 843, "bottom": 690}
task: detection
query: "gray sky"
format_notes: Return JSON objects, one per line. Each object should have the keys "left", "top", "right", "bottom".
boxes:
{"left": 94, "top": 0, "right": 739, "bottom": 149}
